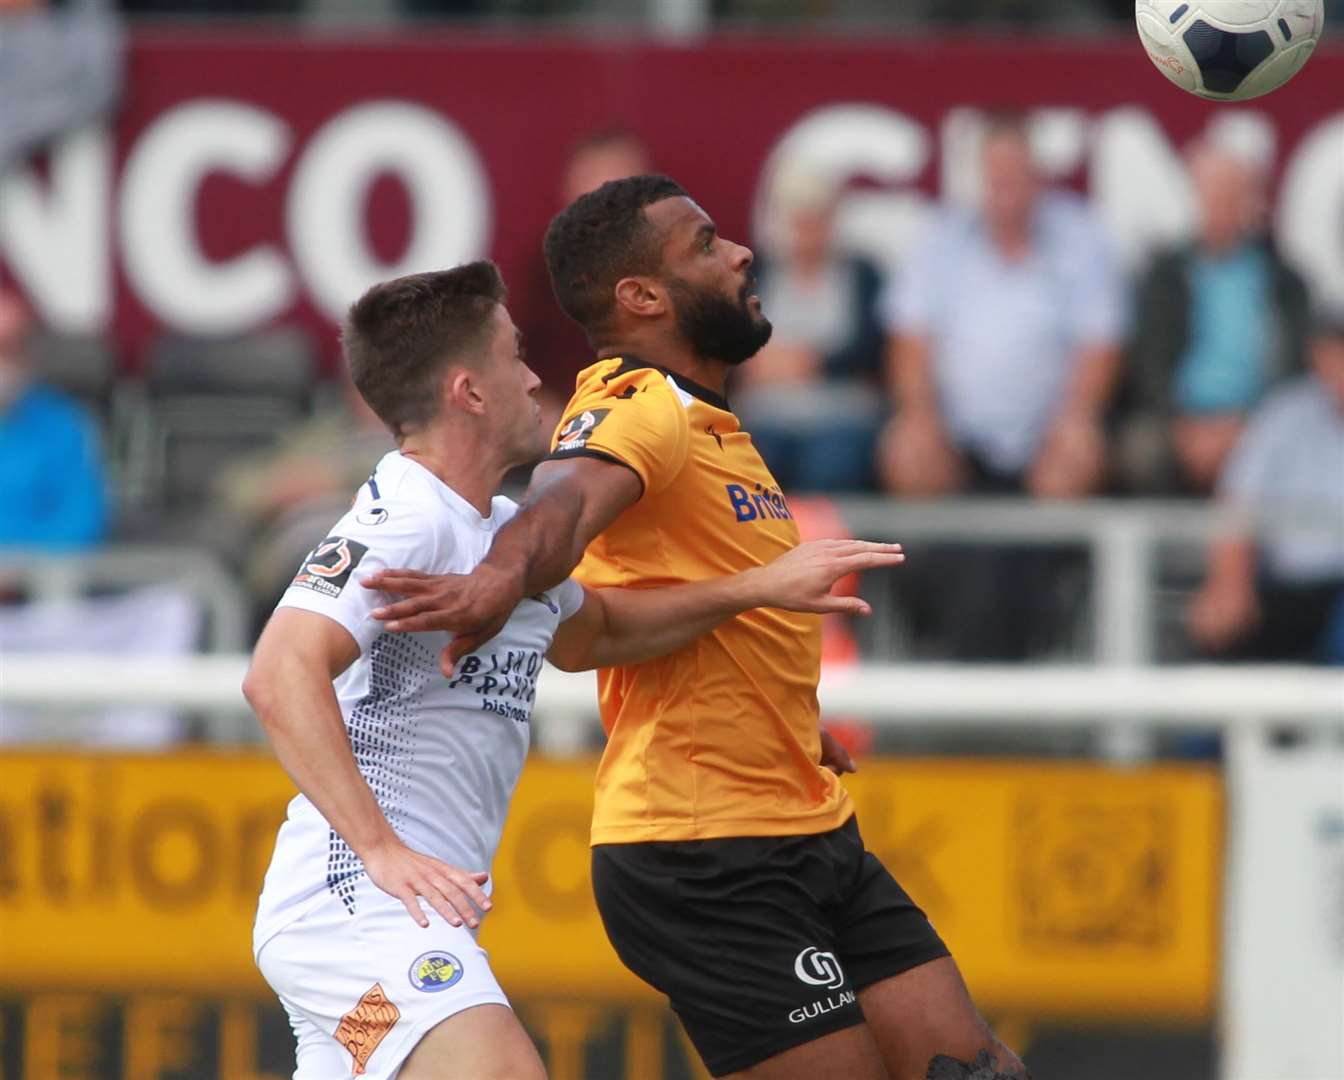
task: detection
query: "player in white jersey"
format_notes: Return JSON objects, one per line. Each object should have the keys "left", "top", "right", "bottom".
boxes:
{"left": 244, "top": 262, "right": 904, "bottom": 1080}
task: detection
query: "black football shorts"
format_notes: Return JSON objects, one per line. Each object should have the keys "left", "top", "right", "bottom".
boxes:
{"left": 591, "top": 815, "right": 950, "bottom": 1077}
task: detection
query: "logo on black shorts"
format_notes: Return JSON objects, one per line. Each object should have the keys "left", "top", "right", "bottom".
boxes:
{"left": 793, "top": 946, "right": 845, "bottom": 989}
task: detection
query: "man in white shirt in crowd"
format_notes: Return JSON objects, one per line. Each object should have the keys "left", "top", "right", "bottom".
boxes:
{"left": 879, "top": 112, "right": 1125, "bottom": 659}
{"left": 1188, "top": 310, "right": 1344, "bottom": 663}
{"left": 244, "top": 261, "right": 901, "bottom": 1080}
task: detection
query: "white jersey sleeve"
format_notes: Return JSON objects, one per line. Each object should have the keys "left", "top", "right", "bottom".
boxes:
{"left": 277, "top": 503, "right": 440, "bottom": 654}
{"left": 553, "top": 577, "right": 585, "bottom": 622}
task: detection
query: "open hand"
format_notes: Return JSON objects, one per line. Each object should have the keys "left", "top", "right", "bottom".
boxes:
{"left": 363, "top": 563, "right": 525, "bottom": 676}
{"left": 361, "top": 839, "right": 492, "bottom": 929}
{"left": 751, "top": 539, "right": 904, "bottom": 616}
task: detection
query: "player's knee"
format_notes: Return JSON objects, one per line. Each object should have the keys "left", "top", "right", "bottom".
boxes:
{"left": 925, "top": 1047, "right": 1030, "bottom": 1080}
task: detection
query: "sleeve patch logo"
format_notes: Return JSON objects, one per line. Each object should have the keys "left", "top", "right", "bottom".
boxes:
{"left": 291, "top": 535, "right": 369, "bottom": 598}
{"left": 554, "top": 408, "right": 610, "bottom": 452}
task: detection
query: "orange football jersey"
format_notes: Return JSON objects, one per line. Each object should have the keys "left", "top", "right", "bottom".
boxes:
{"left": 547, "top": 358, "right": 853, "bottom": 844}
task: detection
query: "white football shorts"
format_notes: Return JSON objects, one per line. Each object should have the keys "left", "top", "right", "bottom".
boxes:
{"left": 256, "top": 878, "right": 510, "bottom": 1079}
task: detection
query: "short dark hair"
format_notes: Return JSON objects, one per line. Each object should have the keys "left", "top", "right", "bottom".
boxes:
{"left": 343, "top": 261, "right": 507, "bottom": 439}
{"left": 543, "top": 173, "right": 688, "bottom": 339}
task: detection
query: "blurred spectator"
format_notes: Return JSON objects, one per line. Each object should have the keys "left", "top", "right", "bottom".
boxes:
{"left": 735, "top": 168, "right": 885, "bottom": 491}
{"left": 0, "top": 0, "right": 121, "bottom": 171}
{"left": 880, "top": 113, "right": 1125, "bottom": 499}
{"left": 0, "top": 291, "right": 109, "bottom": 550}
{"left": 212, "top": 373, "right": 393, "bottom": 622}
{"left": 517, "top": 128, "right": 651, "bottom": 420}
{"left": 1186, "top": 311, "right": 1344, "bottom": 664}
{"left": 1123, "top": 138, "right": 1310, "bottom": 495}
{"left": 878, "top": 113, "right": 1124, "bottom": 660}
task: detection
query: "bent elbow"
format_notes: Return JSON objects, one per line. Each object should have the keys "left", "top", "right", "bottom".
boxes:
{"left": 548, "top": 635, "right": 609, "bottom": 671}
{"left": 242, "top": 662, "right": 279, "bottom": 719}
{"left": 545, "top": 649, "right": 585, "bottom": 674}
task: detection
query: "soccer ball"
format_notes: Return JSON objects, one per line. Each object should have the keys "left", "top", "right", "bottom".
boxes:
{"left": 1135, "top": 1, "right": 1325, "bottom": 100}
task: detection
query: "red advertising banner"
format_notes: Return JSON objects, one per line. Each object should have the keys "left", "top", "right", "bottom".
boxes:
{"left": 1, "top": 30, "right": 1341, "bottom": 378}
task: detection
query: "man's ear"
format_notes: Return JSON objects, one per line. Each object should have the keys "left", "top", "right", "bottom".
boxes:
{"left": 445, "top": 368, "right": 486, "bottom": 416}
{"left": 613, "top": 276, "right": 667, "bottom": 321}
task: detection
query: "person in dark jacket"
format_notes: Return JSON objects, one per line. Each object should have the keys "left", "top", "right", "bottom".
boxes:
{"left": 1123, "top": 138, "right": 1311, "bottom": 495}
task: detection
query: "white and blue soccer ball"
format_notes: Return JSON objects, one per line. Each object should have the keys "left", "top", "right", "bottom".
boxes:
{"left": 1136, "top": 1, "right": 1325, "bottom": 100}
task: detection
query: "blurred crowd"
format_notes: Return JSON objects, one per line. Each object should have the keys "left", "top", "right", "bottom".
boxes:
{"left": 735, "top": 115, "right": 1343, "bottom": 666}
{"left": 4, "top": 110, "right": 1342, "bottom": 674}
{"left": 1, "top": 0, "right": 1341, "bottom": 690}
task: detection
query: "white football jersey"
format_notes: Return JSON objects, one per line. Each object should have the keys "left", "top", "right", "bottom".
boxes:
{"left": 253, "top": 451, "right": 584, "bottom": 955}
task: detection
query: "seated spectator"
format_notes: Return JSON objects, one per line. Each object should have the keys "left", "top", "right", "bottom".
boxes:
{"left": 734, "top": 168, "right": 886, "bottom": 492}
{"left": 0, "top": 0, "right": 121, "bottom": 171}
{"left": 1124, "top": 138, "right": 1310, "bottom": 494}
{"left": 213, "top": 374, "right": 393, "bottom": 623}
{"left": 880, "top": 112, "right": 1125, "bottom": 499}
{"left": 1187, "top": 311, "right": 1344, "bottom": 664}
{"left": 878, "top": 113, "right": 1124, "bottom": 660}
{"left": 0, "top": 290, "right": 108, "bottom": 551}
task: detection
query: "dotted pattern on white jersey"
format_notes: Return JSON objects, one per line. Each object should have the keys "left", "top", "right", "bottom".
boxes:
{"left": 325, "top": 633, "right": 436, "bottom": 914}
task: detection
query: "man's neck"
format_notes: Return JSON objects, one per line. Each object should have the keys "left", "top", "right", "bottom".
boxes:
{"left": 399, "top": 426, "right": 507, "bottom": 518}
{"left": 597, "top": 337, "right": 730, "bottom": 395}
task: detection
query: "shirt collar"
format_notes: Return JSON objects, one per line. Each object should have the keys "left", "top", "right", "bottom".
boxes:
{"left": 601, "top": 355, "right": 731, "bottom": 412}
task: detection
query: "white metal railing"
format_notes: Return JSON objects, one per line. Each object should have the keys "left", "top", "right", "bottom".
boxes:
{"left": 2, "top": 655, "right": 1340, "bottom": 748}
{"left": 1, "top": 499, "right": 1338, "bottom": 669}
{"left": 829, "top": 497, "right": 1344, "bottom": 667}
{"left": 0, "top": 545, "right": 249, "bottom": 652}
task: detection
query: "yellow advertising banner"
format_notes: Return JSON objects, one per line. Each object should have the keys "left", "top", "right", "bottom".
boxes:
{"left": 0, "top": 752, "right": 1220, "bottom": 1022}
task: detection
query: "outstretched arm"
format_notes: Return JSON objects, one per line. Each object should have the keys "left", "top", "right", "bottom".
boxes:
{"left": 546, "top": 539, "right": 904, "bottom": 672}
{"left": 365, "top": 456, "right": 643, "bottom": 673}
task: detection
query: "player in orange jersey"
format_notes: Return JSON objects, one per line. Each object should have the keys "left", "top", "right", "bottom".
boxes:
{"left": 366, "top": 176, "right": 1028, "bottom": 1080}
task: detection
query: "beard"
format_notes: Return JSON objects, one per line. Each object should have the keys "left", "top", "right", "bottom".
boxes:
{"left": 666, "top": 275, "right": 773, "bottom": 366}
